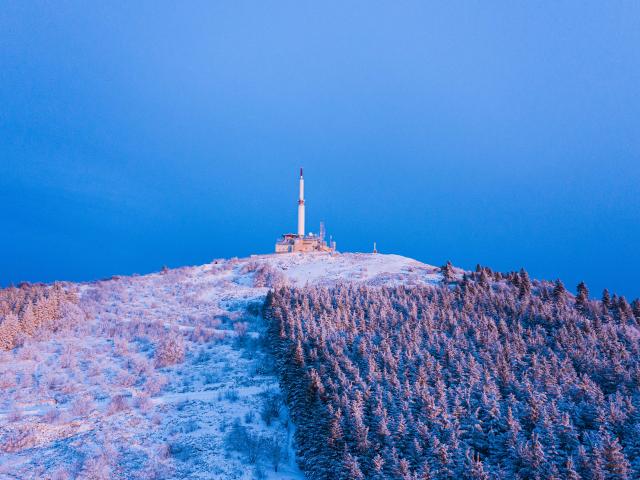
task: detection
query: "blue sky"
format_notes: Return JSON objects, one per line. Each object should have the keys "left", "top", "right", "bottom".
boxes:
{"left": 1, "top": 2, "right": 639, "bottom": 298}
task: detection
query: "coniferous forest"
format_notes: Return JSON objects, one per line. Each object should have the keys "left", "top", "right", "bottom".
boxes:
{"left": 265, "top": 268, "right": 640, "bottom": 479}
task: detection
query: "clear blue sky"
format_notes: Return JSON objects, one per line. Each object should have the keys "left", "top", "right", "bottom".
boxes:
{"left": 1, "top": 2, "right": 639, "bottom": 299}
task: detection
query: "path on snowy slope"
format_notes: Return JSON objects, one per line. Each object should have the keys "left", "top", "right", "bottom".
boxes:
{"left": 0, "top": 253, "right": 441, "bottom": 479}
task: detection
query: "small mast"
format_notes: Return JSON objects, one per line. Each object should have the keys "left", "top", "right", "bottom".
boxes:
{"left": 297, "top": 168, "right": 305, "bottom": 237}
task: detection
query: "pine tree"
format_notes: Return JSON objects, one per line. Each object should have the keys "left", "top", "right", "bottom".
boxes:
{"left": 631, "top": 299, "right": 640, "bottom": 322}
{"left": 576, "top": 281, "right": 588, "bottom": 298}
{"left": 418, "top": 459, "right": 432, "bottom": 480}
{"left": 263, "top": 274, "right": 640, "bottom": 480}
{"left": 377, "top": 415, "right": 391, "bottom": 444}
{"left": 294, "top": 341, "right": 305, "bottom": 366}
{"left": 20, "top": 303, "right": 37, "bottom": 336}
{"left": 464, "top": 450, "right": 490, "bottom": 480}
{"left": 524, "top": 433, "right": 547, "bottom": 478}
{"left": 602, "top": 289, "right": 611, "bottom": 308}
{"left": 565, "top": 456, "right": 581, "bottom": 480}
{"left": 577, "top": 446, "right": 591, "bottom": 480}
{"left": 327, "top": 406, "right": 344, "bottom": 450}
{"left": 342, "top": 450, "right": 365, "bottom": 480}
{"left": 556, "top": 412, "right": 579, "bottom": 456}
{"left": 0, "top": 312, "right": 20, "bottom": 350}
{"left": 601, "top": 434, "right": 630, "bottom": 480}
{"left": 441, "top": 261, "right": 456, "bottom": 284}
{"left": 576, "top": 282, "right": 589, "bottom": 311}
{"left": 397, "top": 458, "right": 412, "bottom": 480}
{"left": 616, "top": 296, "right": 632, "bottom": 324}
{"left": 553, "top": 280, "right": 566, "bottom": 301}
{"left": 590, "top": 447, "right": 607, "bottom": 480}
{"left": 372, "top": 453, "right": 385, "bottom": 478}
{"left": 519, "top": 268, "right": 532, "bottom": 299}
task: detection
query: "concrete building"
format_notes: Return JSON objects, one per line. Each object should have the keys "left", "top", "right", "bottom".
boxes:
{"left": 275, "top": 169, "right": 336, "bottom": 254}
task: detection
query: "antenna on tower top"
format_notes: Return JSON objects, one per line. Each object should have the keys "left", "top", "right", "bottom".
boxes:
{"left": 300, "top": 167, "right": 303, "bottom": 177}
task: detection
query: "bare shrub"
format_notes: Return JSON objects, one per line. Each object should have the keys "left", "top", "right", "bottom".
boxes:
{"left": 125, "top": 355, "right": 151, "bottom": 377}
{"left": 260, "top": 391, "right": 282, "bottom": 426}
{"left": 134, "top": 393, "right": 154, "bottom": 413}
{"left": 252, "top": 355, "right": 275, "bottom": 376}
{"left": 144, "top": 375, "right": 168, "bottom": 397}
{"left": 7, "top": 409, "right": 22, "bottom": 423}
{"left": 154, "top": 332, "right": 185, "bottom": 368}
{"left": 224, "top": 388, "right": 239, "bottom": 402}
{"left": 116, "top": 371, "right": 136, "bottom": 387}
{"left": 240, "top": 262, "right": 260, "bottom": 275}
{"left": 203, "top": 371, "right": 219, "bottom": 384}
{"left": 0, "top": 371, "right": 17, "bottom": 390}
{"left": 245, "top": 410, "right": 255, "bottom": 423}
{"left": 1, "top": 425, "right": 37, "bottom": 452}
{"left": 205, "top": 317, "right": 222, "bottom": 329}
{"left": 113, "top": 337, "right": 129, "bottom": 356}
{"left": 16, "top": 368, "right": 34, "bottom": 389}
{"left": 54, "top": 301, "right": 86, "bottom": 331}
{"left": 169, "top": 441, "right": 198, "bottom": 462}
{"left": 71, "top": 395, "right": 95, "bottom": 417}
{"left": 81, "top": 285, "right": 107, "bottom": 304}
{"left": 187, "top": 351, "right": 206, "bottom": 368}
{"left": 156, "top": 442, "right": 171, "bottom": 459}
{"left": 16, "top": 343, "right": 41, "bottom": 361}
{"left": 224, "top": 419, "right": 265, "bottom": 465}
{"left": 190, "top": 324, "right": 216, "bottom": 344}
{"left": 46, "top": 374, "right": 65, "bottom": 392}
{"left": 105, "top": 322, "right": 127, "bottom": 339}
{"left": 59, "top": 377, "right": 78, "bottom": 395}
{"left": 42, "top": 407, "right": 61, "bottom": 423}
{"left": 59, "top": 348, "right": 77, "bottom": 369}
{"left": 242, "top": 263, "right": 286, "bottom": 288}
{"left": 88, "top": 363, "right": 103, "bottom": 379}
{"left": 50, "top": 467, "right": 74, "bottom": 480}
{"left": 266, "top": 435, "right": 283, "bottom": 472}
{"left": 233, "top": 322, "right": 249, "bottom": 345}
{"left": 107, "top": 394, "right": 130, "bottom": 415}
{"left": 246, "top": 301, "right": 263, "bottom": 317}
{"left": 79, "top": 454, "right": 112, "bottom": 480}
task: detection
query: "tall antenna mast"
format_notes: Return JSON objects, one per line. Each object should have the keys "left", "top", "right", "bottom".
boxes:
{"left": 297, "top": 168, "right": 305, "bottom": 237}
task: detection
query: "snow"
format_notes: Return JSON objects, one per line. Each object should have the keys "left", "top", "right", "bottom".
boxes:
{"left": 0, "top": 252, "right": 440, "bottom": 478}
{"left": 252, "top": 252, "right": 441, "bottom": 286}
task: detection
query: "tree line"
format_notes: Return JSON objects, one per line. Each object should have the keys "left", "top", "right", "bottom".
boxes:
{"left": 264, "top": 267, "right": 640, "bottom": 479}
{"left": 0, "top": 282, "right": 83, "bottom": 350}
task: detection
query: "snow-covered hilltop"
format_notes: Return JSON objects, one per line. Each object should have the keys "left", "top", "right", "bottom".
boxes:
{"left": 0, "top": 253, "right": 441, "bottom": 479}
{"left": 275, "top": 252, "right": 439, "bottom": 285}
{"left": 244, "top": 252, "right": 441, "bottom": 287}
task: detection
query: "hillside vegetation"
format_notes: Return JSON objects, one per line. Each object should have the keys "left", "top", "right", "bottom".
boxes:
{"left": 2, "top": 254, "right": 639, "bottom": 479}
{"left": 0, "top": 283, "right": 84, "bottom": 350}
{"left": 0, "top": 260, "right": 302, "bottom": 479}
{"left": 265, "top": 268, "right": 640, "bottom": 479}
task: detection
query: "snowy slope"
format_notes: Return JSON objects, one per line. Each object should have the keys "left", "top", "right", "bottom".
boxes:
{"left": 255, "top": 252, "right": 441, "bottom": 287}
{"left": 0, "top": 253, "right": 441, "bottom": 479}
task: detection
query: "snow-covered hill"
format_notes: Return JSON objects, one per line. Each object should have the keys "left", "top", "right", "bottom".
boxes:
{"left": 253, "top": 252, "right": 441, "bottom": 287}
{"left": 0, "top": 253, "right": 441, "bottom": 479}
